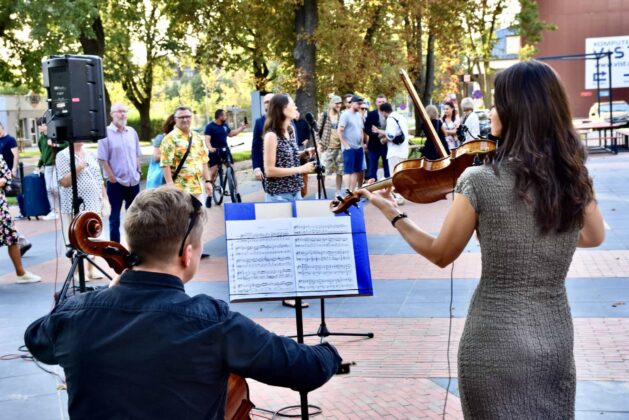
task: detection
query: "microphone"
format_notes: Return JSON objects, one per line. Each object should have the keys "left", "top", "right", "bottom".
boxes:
{"left": 305, "top": 112, "right": 318, "bottom": 130}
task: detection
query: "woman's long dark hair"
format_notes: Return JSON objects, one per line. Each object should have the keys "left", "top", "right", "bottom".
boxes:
{"left": 162, "top": 114, "right": 176, "bottom": 134}
{"left": 264, "top": 94, "right": 293, "bottom": 138}
{"left": 491, "top": 60, "right": 594, "bottom": 234}
{"left": 442, "top": 101, "right": 456, "bottom": 123}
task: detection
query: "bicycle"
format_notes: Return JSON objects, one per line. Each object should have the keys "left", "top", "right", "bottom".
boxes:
{"left": 211, "top": 144, "right": 243, "bottom": 206}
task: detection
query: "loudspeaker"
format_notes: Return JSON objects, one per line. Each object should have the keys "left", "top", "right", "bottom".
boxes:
{"left": 42, "top": 55, "right": 107, "bottom": 142}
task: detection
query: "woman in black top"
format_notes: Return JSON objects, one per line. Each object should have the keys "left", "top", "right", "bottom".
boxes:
{"left": 263, "top": 94, "right": 315, "bottom": 308}
{"left": 421, "top": 104, "right": 450, "bottom": 160}
{"left": 263, "top": 94, "right": 315, "bottom": 202}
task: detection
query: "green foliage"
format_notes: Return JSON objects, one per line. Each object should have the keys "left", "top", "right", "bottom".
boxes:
{"left": 514, "top": 0, "right": 556, "bottom": 59}
{"left": 126, "top": 116, "right": 165, "bottom": 141}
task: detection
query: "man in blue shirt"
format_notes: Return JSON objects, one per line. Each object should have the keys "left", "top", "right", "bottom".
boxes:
{"left": 24, "top": 186, "right": 342, "bottom": 420}
{"left": 251, "top": 93, "right": 274, "bottom": 183}
{"left": 0, "top": 122, "right": 18, "bottom": 177}
{"left": 205, "top": 109, "right": 247, "bottom": 184}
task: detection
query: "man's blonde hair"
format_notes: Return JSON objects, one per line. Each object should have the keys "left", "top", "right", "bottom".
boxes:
{"left": 124, "top": 187, "right": 206, "bottom": 263}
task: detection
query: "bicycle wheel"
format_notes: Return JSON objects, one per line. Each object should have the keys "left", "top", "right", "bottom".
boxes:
{"left": 212, "top": 167, "right": 225, "bottom": 205}
{"left": 226, "top": 167, "right": 240, "bottom": 203}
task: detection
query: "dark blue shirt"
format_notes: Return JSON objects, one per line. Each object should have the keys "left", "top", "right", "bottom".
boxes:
{"left": 251, "top": 115, "right": 266, "bottom": 172}
{"left": 0, "top": 134, "right": 17, "bottom": 170}
{"left": 364, "top": 110, "right": 386, "bottom": 152}
{"left": 204, "top": 121, "right": 231, "bottom": 149}
{"left": 24, "top": 270, "right": 341, "bottom": 420}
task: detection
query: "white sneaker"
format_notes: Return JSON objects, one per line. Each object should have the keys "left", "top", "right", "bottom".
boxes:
{"left": 16, "top": 271, "right": 42, "bottom": 284}
{"left": 42, "top": 212, "right": 58, "bottom": 220}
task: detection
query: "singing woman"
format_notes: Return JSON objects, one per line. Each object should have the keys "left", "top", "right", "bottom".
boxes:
{"left": 359, "top": 60, "right": 605, "bottom": 418}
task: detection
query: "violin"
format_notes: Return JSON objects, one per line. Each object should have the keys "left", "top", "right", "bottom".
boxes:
{"left": 67, "top": 211, "right": 255, "bottom": 420}
{"left": 330, "top": 69, "right": 497, "bottom": 214}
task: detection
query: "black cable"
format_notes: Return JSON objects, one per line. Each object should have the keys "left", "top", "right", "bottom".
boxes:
{"left": 1, "top": 345, "right": 66, "bottom": 384}
{"left": 253, "top": 403, "right": 322, "bottom": 419}
{"left": 442, "top": 262, "right": 455, "bottom": 419}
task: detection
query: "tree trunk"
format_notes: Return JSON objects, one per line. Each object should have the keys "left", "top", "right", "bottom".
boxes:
{"left": 137, "top": 100, "right": 151, "bottom": 142}
{"left": 79, "top": 16, "right": 111, "bottom": 113}
{"left": 422, "top": 31, "right": 435, "bottom": 105}
{"left": 253, "top": 59, "right": 270, "bottom": 92}
{"left": 293, "top": 0, "right": 317, "bottom": 116}
{"left": 412, "top": 16, "right": 424, "bottom": 133}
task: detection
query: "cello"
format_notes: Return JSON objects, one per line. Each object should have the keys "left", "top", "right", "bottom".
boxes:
{"left": 330, "top": 69, "right": 497, "bottom": 213}
{"left": 67, "top": 211, "right": 255, "bottom": 420}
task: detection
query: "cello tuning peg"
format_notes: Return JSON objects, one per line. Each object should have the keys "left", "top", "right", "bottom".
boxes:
{"left": 345, "top": 188, "right": 352, "bottom": 195}
{"left": 336, "top": 195, "right": 344, "bottom": 201}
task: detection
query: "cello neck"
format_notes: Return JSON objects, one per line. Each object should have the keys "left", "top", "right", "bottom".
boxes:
{"left": 399, "top": 69, "right": 448, "bottom": 159}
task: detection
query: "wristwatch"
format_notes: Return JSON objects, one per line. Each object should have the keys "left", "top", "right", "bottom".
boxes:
{"left": 390, "top": 212, "right": 408, "bottom": 227}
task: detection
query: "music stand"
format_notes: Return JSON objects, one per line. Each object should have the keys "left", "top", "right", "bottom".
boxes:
{"left": 298, "top": 117, "right": 374, "bottom": 343}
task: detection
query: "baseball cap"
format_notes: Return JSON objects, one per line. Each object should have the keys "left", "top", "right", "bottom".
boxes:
{"left": 331, "top": 95, "right": 342, "bottom": 104}
{"left": 350, "top": 95, "right": 364, "bottom": 103}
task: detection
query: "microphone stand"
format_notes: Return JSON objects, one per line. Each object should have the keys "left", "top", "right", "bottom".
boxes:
{"left": 299, "top": 116, "right": 374, "bottom": 343}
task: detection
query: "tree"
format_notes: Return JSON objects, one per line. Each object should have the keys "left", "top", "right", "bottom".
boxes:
{"left": 513, "top": 0, "right": 556, "bottom": 59}
{"left": 294, "top": 0, "right": 317, "bottom": 115}
{"left": 461, "top": 0, "right": 508, "bottom": 106}
{"left": 192, "top": 0, "right": 294, "bottom": 92}
{"left": 106, "top": 0, "right": 189, "bottom": 140}
{"left": 5, "top": 0, "right": 189, "bottom": 140}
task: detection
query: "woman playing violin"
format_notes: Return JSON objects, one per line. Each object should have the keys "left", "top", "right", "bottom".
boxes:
{"left": 359, "top": 60, "right": 605, "bottom": 418}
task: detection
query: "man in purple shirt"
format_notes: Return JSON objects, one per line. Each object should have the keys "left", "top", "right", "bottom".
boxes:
{"left": 97, "top": 103, "right": 142, "bottom": 243}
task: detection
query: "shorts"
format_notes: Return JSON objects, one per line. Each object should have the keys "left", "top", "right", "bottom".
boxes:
{"left": 265, "top": 191, "right": 301, "bottom": 202}
{"left": 342, "top": 148, "right": 364, "bottom": 174}
{"left": 323, "top": 148, "right": 344, "bottom": 176}
{"left": 209, "top": 148, "right": 231, "bottom": 167}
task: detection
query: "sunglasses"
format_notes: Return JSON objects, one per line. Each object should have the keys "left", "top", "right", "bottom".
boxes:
{"left": 178, "top": 195, "right": 203, "bottom": 257}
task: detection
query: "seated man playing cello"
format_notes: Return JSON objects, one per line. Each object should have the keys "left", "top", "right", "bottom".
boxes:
{"left": 24, "top": 186, "right": 342, "bottom": 420}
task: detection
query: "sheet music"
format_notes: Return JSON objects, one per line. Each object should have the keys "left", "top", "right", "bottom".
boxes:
{"left": 226, "top": 216, "right": 358, "bottom": 301}
{"left": 226, "top": 220, "right": 295, "bottom": 296}
{"left": 293, "top": 218, "right": 357, "bottom": 293}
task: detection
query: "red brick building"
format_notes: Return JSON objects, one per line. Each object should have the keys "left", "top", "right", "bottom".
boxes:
{"left": 535, "top": 0, "right": 629, "bottom": 118}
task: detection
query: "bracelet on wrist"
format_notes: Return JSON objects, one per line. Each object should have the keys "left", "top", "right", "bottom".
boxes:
{"left": 205, "top": 180, "right": 212, "bottom": 184}
{"left": 390, "top": 212, "right": 408, "bottom": 227}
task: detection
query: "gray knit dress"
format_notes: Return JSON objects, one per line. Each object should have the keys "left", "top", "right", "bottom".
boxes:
{"left": 455, "top": 163, "right": 578, "bottom": 419}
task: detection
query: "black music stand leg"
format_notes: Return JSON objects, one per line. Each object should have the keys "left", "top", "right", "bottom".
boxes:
{"left": 294, "top": 298, "right": 310, "bottom": 420}
{"left": 300, "top": 298, "right": 374, "bottom": 343}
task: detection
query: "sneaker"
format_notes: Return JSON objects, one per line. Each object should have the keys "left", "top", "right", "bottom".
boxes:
{"left": 42, "top": 212, "right": 58, "bottom": 221}
{"left": 19, "top": 240, "right": 32, "bottom": 257}
{"left": 16, "top": 271, "right": 42, "bottom": 284}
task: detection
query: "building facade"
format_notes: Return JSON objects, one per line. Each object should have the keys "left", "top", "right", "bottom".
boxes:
{"left": 535, "top": 0, "right": 629, "bottom": 118}
{"left": 0, "top": 95, "right": 47, "bottom": 146}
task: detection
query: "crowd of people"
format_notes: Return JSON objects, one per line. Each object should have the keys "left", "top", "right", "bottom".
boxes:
{"left": 0, "top": 91, "right": 485, "bottom": 285}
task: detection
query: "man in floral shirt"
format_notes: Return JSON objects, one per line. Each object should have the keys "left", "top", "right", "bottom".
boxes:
{"left": 160, "top": 106, "right": 212, "bottom": 199}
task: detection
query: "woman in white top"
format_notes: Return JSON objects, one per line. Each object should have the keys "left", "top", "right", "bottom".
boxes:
{"left": 460, "top": 97, "right": 480, "bottom": 142}
{"left": 379, "top": 102, "right": 409, "bottom": 205}
{"left": 441, "top": 101, "right": 460, "bottom": 149}
{"left": 55, "top": 142, "right": 106, "bottom": 279}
